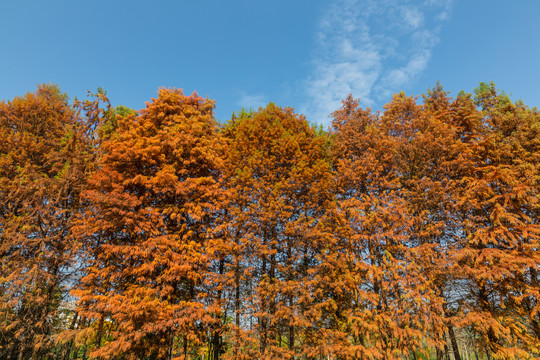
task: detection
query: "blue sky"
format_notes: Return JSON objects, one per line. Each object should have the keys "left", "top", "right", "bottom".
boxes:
{"left": 1, "top": 0, "right": 539, "bottom": 126}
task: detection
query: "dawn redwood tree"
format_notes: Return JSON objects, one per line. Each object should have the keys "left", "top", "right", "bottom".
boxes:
{"left": 73, "top": 88, "right": 224, "bottom": 360}
{"left": 0, "top": 85, "right": 91, "bottom": 360}
{"left": 325, "top": 94, "right": 448, "bottom": 359}
{"left": 220, "top": 104, "right": 333, "bottom": 359}
{"left": 505, "top": 97, "right": 540, "bottom": 347}
{"left": 414, "top": 85, "right": 477, "bottom": 360}
{"left": 392, "top": 85, "right": 485, "bottom": 360}
{"left": 451, "top": 83, "right": 540, "bottom": 358}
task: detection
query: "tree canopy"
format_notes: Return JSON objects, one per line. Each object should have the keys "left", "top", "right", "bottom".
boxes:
{"left": 0, "top": 83, "right": 538, "bottom": 360}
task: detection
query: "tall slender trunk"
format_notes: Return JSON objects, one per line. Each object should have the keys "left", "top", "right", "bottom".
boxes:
{"left": 268, "top": 226, "right": 278, "bottom": 347}
{"left": 444, "top": 342, "right": 450, "bottom": 360}
{"left": 260, "top": 232, "right": 268, "bottom": 353}
{"left": 211, "top": 324, "right": 222, "bottom": 360}
{"left": 212, "top": 259, "right": 225, "bottom": 360}
{"left": 269, "top": 251, "right": 276, "bottom": 347}
{"left": 436, "top": 347, "right": 444, "bottom": 360}
{"left": 183, "top": 335, "right": 188, "bottom": 360}
{"left": 234, "top": 258, "right": 241, "bottom": 356}
{"left": 286, "top": 236, "right": 295, "bottom": 354}
{"left": 447, "top": 324, "right": 461, "bottom": 360}
{"left": 166, "top": 331, "right": 174, "bottom": 360}
{"left": 288, "top": 317, "right": 294, "bottom": 351}
{"left": 95, "top": 317, "right": 104, "bottom": 350}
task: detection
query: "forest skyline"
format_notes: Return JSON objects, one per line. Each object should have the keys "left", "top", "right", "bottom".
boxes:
{"left": 1, "top": 81, "right": 538, "bottom": 359}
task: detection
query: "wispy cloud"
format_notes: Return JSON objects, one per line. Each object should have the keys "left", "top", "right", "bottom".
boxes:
{"left": 237, "top": 92, "right": 268, "bottom": 111}
{"left": 303, "top": 0, "right": 453, "bottom": 126}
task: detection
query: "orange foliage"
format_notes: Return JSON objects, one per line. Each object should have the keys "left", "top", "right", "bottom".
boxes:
{"left": 1, "top": 83, "right": 539, "bottom": 360}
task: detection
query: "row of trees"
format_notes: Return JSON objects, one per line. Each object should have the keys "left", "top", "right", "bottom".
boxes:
{"left": 0, "top": 83, "right": 539, "bottom": 359}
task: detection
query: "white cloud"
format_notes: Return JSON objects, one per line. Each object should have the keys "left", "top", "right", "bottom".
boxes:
{"left": 375, "top": 48, "right": 432, "bottom": 99}
{"left": 402, "top": 7, "right": 424, "bottom": 29}
{"left": 303, "top": 0, "right": 453, "bottom": 126}
{"left": 237, "top": 92, "right": 267, "bottom": 110}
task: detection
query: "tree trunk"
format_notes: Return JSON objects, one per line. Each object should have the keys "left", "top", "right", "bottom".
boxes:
{"left": 436, "top": 347, "right": 444, "bottom": 360}
{"left": 166, "top": 331, "right": 174, "bottom": 360}
{"left": 212, "top": 330, "right": 221, "bottom": 360}
{"left": 444, "top": 342, "right": 450, "bottom": 360}
{"left": 288, "top": 320, "right": 294, "bottom": 351}
{"left": 211, "top": 258, "right": 225, "bottom": 360}
{"left": 447, "top": 324, "right": 461, "bottom": 360}
{"left": 269, "top": 232, "right": 277, "bottom": 346}
{"left": 234, "top": 259, "right": 241, "bottom": 357}
{"left": 260, "top": 232, "right": 268, "bottom": 353}
{"left": 285, "top": 293, "right": 294, "bottom": 352}
{"left": 95, "top": 317, "right": 104, "bottom": 350}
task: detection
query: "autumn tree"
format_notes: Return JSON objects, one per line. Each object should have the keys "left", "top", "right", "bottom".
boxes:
{"left": 0, "top": 85, "right": 93, "bottom": 360}
{"left": 219, "top": 104, "right": 333, "bottom": 359}
{"left": 325, "top": 95, "right": 428, "bottom": 359}
{"left": 73, "top": 88, "right": 224, "bottom": 359}
{"left": 450, "top": 83, "right": 540, "bottom": 358}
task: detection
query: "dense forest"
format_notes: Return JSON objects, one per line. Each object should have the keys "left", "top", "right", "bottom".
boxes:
{"left": 0, "top": 82, "right": 539, "bottom": 360}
